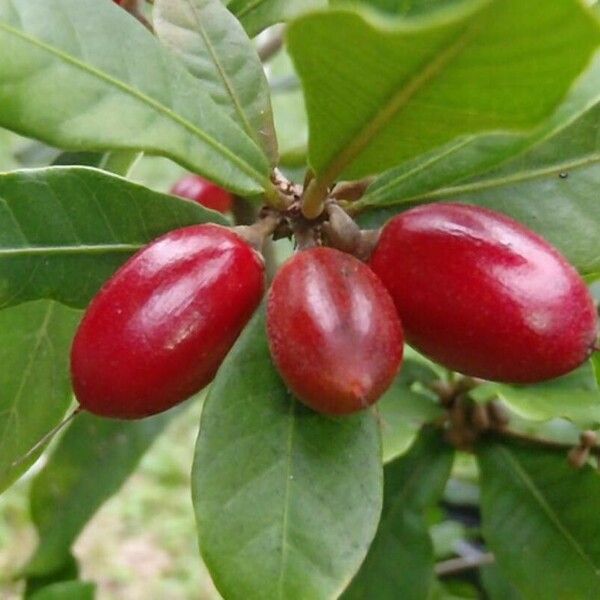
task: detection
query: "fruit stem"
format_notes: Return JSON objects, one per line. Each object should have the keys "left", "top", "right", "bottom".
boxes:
{"left": 100, "top": 151, "right": 142, "bottom": 176}
{"left": 487, "top": 425, "right": 600, "bottom": 459}
{"left": 9, "top": 407, "right": 82, "bottom": 471}
{"left": 234, "top": 212, "right": 281, "bottom": 251}
{"left": 322, "top": 203, "right": 361, "bottom": 255}
{"left": 435, "top": 551, "right": 495, "bottom": 577}
{"left": 330, "top": 177, "right": 375, "bottom": 203}
{"left": 301, "top": 177, "right": 329, "bottom": 219}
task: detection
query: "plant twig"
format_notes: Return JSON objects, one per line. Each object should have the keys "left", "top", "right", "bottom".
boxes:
{"left": 487, "top": 425, "right": 600, "bottom": 458}
{"left": 258, "top": 25, "right": 285, "bottom": 62}
{"left": 435, "top": 552, "right": 495, "bottom": 577}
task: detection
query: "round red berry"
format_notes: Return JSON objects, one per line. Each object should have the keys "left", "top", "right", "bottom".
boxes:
{"left": 171, "top": 175, "right": 233, "bottom": 214}
{"left": 267, "top": 247, "right": 403, "bottom": 415}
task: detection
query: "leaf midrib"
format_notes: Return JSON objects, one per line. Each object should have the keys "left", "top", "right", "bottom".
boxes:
{"left": 0, "top": 243, "right": 142, "bottom": 257}
{"left": 0, "top": 302, "right": 55, "bottom": 459}
{"left": 235, "top": 0, "right": 267, "bottom": 19}
{"left": 277, "top": 400, "right": 295, "bottom": 599}
{"left": 0, "top": 19, "right": 265, "bottom": 186}
{"left": 361, "top": 88, "right": 600, "bottom": 208}
{"left": 312, "top": 10, "right": 485, "bottom": 192}
{"left": 418, "top": 153, "right": 600, "bottom": 200}
{"left": 186, "top": 0, "right": 257, "bottom": 141}
{"left": 498, "top": 445, "right": 600, "bottom": 578}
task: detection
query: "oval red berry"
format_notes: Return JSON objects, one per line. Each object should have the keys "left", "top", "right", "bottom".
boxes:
{"left": 71, "top": 224, "right": 264, "bottom": 418}
{"left": 370, "top": 203, "right": 598, "bottom": 383}
{"left": 267, "top": 247, "right": 403, "bottom": 415}
{"left": 171, "top": 175, "right": 233, "bottom": 214}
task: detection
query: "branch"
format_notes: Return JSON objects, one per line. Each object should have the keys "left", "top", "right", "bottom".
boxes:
{"left": 435, "top": 552, "right": 495, "bottom": 577}
{"left": 484, "top": 424, "right": 600, "bottom": 459}
{"left": 258, "top": 25, "right": 285, "bottom": 62}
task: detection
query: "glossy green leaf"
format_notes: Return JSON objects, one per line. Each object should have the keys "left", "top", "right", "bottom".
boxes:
{"left": 377, "top": 359, "right": 443, "bottom": 463}
{"left": 28, "top": 581, "right": 95, "bottom": 600}
{"left": 472, "top": 361, "right": 600, "bottom": 428}
{"left": 287, "top": 1, "right": 600, "bottom": 195}
{"left": 479, "top": 440, "right": 600, "bottom": 599}
{"left": 361, "top": 51, "right": 600, "bottom": 209}
{"left": 223, "top": 0, "right": 327, "bottom": 37}
{"left": 193, "top": 308, "right": 383, "bottom": 600}
{"left": 0, "top": 0, "right": 272, "bottom": 197}
{"left": 343, "top": 429, "right": 454, "bottom": 600}
{"left": 154, "top": 0, "right": 278, "bottom": 162}
{"left": 0, "top": 300, "right": 80, "bottom": 494}
{"left": 25, "top": 408, "right": 178, "bottom": 577}
{"left": 359, "top": 28, "right": 600, "bottom": 210}
{"left": 0, "top": 166, "right": 228, "bottom": 310}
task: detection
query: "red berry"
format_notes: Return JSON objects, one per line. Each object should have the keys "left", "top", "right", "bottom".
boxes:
{"left": 71, "top": 224, "right": 264, "bottom": 419}
{"left": 171, "top": 175, "right": 233, "bottom": 214}
{"left": 267, "top": 247, "right": 403, "bottom": 415}
{"left": 369, "top": 203, "right": 598, "bottom": 383}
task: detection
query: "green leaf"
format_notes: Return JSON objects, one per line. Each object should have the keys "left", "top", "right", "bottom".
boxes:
{"left": 25, "top": 408, "right": 177, "bottom": 577}
{"left": 0, "top": 300, "right": 80, "bottom": 494}
{"left": 0, "top": 166, "right": 228, "bottom": 310}
{"left": 342, "top": 0, "right": 467, "bottom": 16}
{"left": 28, "top": 581, "right": 95, "bottom": 600}
{"left": 430, "top": 519, "right": 467, "bottom": 560}
{"left": 361, "top": 51, "right": 600, "bottom": 209}
{"left": 357, "top": 55, "right": 600, "bottom": 274}
{"left": 154, "top": 0, "right": 278, "bottom": 163}
{"left": 287, "top": 1, "right": 600, "bottom": 196}
{"left": 479, "top": 440, "right": 600, "bottom": 599}
{"left": 377, "top": 359, "right": 444, "bottom": 463}
{"left": 193, "top": 307, "right": 383, "bottom": 600}
{"left": 472, "top": 361, "right": 600, "bottom": 428}
{"left": 342, "top": 428, "right": 454, "bottom": 600}
{"left": 25, "top": 556, "right": 79, "bottom": 599}
{"left": 480, "top": 564, "right": 523, "bottom": 600}
{"left": 223, "top": 0, "right": 327, "bottom": 37}
{"left": 269, "top": 51, "right": 308, "bottom": 166}
{"left": 0, "top": 0, "right": 272, "bottom": 197}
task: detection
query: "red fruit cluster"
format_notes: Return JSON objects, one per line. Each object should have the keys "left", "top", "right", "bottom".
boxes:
{"left": 171, "top": 175, "right": 233, "bottom": 214}
{"left": 70, "top": 200, "right": 597, "bottom": 421}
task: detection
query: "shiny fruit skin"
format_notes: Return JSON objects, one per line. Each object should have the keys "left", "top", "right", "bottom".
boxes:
{"left": 171, "top": 175, "right": 233, "bottom": 214}
{"left": 267, "top": 247, "right": 404, "bottom": 415}
{"left": 71, "top": 224, "right": 264, "bottom": 419}
{"left": 369, "top": 203, "right": 598, "bottom": 383}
